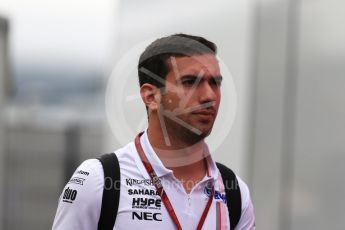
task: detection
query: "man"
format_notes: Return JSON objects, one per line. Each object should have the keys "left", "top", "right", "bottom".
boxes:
{"left": 52, "top": 34, "right": 255, "bottom": 229}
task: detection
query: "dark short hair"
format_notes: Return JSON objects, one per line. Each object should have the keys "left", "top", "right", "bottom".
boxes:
{"left": 138, "top": 33, "right": 217, "bottom": 89}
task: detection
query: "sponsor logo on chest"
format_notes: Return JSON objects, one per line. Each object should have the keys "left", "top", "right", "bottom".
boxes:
{"left": 204, "top": 187, "right": 227, "bottom": 204}
{"left": 128, "top": 189, "right": 160, "bottom": 196}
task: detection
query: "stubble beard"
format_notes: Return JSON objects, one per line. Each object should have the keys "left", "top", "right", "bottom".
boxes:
{"left": 159, "top": 107, "right": 215, "bottom": 147}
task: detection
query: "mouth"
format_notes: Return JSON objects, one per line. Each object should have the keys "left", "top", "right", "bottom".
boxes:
{"left": 191, "top": 109, "right": 216, "bottom": 120}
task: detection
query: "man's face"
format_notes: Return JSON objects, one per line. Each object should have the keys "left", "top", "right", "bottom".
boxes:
{"left": 158, "top": 54, "right": 222, "bottom": 142}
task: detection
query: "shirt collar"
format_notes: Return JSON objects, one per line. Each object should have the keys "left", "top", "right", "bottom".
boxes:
{"left": 139, "top": 129, "right": 173, "bottom": 177}
{"left": 137, "top": 129, "right": 219, "bottom": 182}
{"left": 203, "top": 144, "right": 219, "bottom": 183}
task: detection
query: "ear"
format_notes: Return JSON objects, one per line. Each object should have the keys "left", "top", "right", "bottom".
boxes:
{"left": 140, "top": 83, "right": 160, "bottom": 112}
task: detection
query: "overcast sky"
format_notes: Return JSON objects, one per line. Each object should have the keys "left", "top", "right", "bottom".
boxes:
{"left": 0, "top": 0, "right": 117, "bottom": 72}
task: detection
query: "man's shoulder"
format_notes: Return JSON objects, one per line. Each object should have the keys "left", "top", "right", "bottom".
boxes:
{"left": 231, "top": 174, "right": 256, "bottom": 228}
{"left": 73, "top": 141, "right": 137, "bottom": 182}
{"left": 52, "top": 159, "right": 104, "bottom": 229}
{"left": 215, "top": 162, "right": 252, "bottom": 211}
{"left": 64, "top": 158, "right": 104, "bottom": 188}
{"left": 113, "top": 142, "right": 141, "bottom": 170}
{"left": 113, "top": 141, "right": 135, "bottom": 159}
{"left": 233, "top": 174, "right": 254, "bottom": 219}
{"left": 77, "top": 158, "right": 103, "bottom": 172}
{"left": 66, "top": 158, "right": 104, "bottom": 193}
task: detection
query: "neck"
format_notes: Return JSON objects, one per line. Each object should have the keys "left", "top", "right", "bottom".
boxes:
{"left": 146, "top": 123, "right": 208, "bottom": 193}
{"left": 147, "top": 124, "right": 207, "bottom": 167}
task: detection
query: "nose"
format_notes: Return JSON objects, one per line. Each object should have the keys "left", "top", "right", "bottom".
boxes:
{"left": 199, "top": 81, "right": 217, "bottom": 104}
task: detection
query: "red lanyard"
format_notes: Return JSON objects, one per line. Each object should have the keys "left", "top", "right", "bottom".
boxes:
{"left": 134, "top": 132, "right": 215, "bottom": 230}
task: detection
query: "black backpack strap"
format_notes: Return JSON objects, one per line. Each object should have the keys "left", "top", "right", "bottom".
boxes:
{"left": 97, "top": 153, "right": 121, "bottom": 230}
{"left": 216, "top": 162, "right": 242, "bottom": 230}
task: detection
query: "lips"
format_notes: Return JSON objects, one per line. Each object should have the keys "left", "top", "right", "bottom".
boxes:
{"left": 191, "top": 109, "right": 216, "bottom": 120}
{"left": 192, "top": 109, "right": 216, "bottom": 116}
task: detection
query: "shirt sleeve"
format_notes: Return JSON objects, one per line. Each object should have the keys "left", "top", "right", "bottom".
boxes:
{"left": 52, "top": 159, "right": 104, "bottom": 230}
{"left": 235, "top": 176, "right": 256, "bottom": 230}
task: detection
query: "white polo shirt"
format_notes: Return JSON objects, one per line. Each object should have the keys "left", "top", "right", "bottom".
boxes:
{"left": 52, "top": 130, "right": 255, "bottom": 230}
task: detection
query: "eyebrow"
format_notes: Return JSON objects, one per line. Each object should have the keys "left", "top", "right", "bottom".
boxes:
{"left": 213, "top": 75, "right": 223, "bottom": 81}
{"left": 179, "top": 74, "right": 223, "bottom": 81}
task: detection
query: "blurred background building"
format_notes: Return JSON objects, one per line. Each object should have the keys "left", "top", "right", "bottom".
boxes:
{"left": 0, "top": 0, "right": 344, "bottom": 229}
{"left": 0, "top": 14, "right": 10, "bottom": 229}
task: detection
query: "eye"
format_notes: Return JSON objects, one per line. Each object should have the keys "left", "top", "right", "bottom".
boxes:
{"left": 210, "top": 77, "right": 222, "bottom": 87}
{"left": 181, "top": 78, "right": 197, "bottom": 86}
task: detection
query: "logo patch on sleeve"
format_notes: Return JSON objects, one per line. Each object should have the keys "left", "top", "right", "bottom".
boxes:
{"left": 68, "top": 177, "right": 86, "bottom": 185}
{"left": 62, "top": 187, "right": 78, "bottom": 203}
